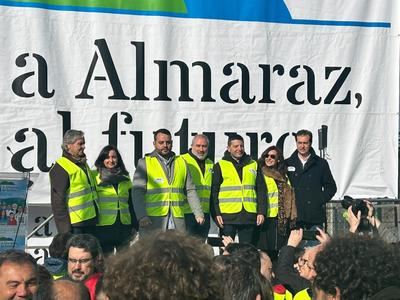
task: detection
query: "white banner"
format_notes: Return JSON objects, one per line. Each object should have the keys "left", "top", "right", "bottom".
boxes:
{"left": 0, "top": 1, "right": 398, "bottom": 205}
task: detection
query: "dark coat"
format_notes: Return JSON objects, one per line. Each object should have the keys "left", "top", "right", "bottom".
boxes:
{"left": 285, "top": 148, "right": 336, "bottom": 224}
{"left": 274, "top": 245, "right": 310, "bottom": 294}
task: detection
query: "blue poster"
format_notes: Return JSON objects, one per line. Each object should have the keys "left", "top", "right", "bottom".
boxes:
{"left": 0, "top": 174, "right": 28, "bottom": 251}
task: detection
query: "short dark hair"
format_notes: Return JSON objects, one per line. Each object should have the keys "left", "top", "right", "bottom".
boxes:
{"left": 49, "top": 232, "right": 73, "bottom": 258}
{"left": 0, "top": 249, "right": 37, "bottom": 269}
{"left": 295, "top": 129, "right": 313, "bottom": 144}
{"left": 224, "top": 242, "right": 261, "bottom": 271}
{"left": 213, "top": 255, "right": 273, "bottom": 300}
{"left": 66, "top": 233, "right": 103, "bottom": 264}
{"left": 94, "top": 145, "right": 128, "bottom": 175}
{"left": 227, "top": 134, "right": 244, "bottom": 146}
{"left": 153, "top": 128, "right": 172, "bottom": 141}
{"left": 314, "top": 235, "right": 400, "bottom": 299}
{"left": 103, "top": 230, "right": 221, "bottom": 299}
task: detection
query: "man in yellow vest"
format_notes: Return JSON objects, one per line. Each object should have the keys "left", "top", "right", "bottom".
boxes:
{"left": 50, "top": 129, "right": 98, "bottom": 234}
{"left": 181, "top": 134, "right": 213, "bottom": 242}
{"left": 132, "top": 128, "right": 204, "bottom": 236}
{"left": 211, "top": 134, "right": 265, "bottom": 244}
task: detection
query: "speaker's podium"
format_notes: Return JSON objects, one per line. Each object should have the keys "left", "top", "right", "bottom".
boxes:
{"left": 0, "top": 172, "right": 30, "bottom": 252}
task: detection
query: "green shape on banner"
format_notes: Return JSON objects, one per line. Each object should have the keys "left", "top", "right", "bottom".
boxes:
{"left": 6, "top": 0, "right": 187, "bottom": 13}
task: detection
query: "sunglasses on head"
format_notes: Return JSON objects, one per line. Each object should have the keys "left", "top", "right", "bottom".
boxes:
{"left": 265, "top": 154, "right": 276, "bottom": 159}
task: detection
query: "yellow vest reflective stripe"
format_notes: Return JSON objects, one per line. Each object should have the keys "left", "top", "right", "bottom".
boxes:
{"left": 218, "top": 160, "right": 257, "bottom": 214}
{"left": 145, "top": 156, "right": 187, "bottom": 217}
{"left": 181, "top": 153, "right": 213, "bottom": 214}
{"left": 264, "top": 176, "right": 279, "bottom": 217}
{"left": 55, "top": 157, "right": 97, "bottom": 225}
{"left": 93, "top": 171, "right": 132, "bottom": 226}
{"left": 293, "top": 288, "right": 312, "bottom": 300}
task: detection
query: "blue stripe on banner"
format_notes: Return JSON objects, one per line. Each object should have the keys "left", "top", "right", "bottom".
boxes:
{"left": 0, "top": 0, "right": 391, "bottom": 28}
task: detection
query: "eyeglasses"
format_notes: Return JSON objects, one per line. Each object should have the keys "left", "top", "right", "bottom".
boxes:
{"left": 68, "top": 258, "right": 93, "bottom": 265}
{"left": 298, "top": 257, "right": 314, "bottom": 270}
{"left": 265, "top": 154, "right": 277, "bottom": 159}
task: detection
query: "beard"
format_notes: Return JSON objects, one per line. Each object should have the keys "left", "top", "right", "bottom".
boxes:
{"left": 192, "top": 151, "right": 207, "bottom": 160}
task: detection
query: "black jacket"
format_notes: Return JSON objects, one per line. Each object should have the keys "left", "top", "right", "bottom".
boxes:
{"left": 211, "top": 151, "right": 266, "bottom": 225}
{"left": 275, "top": 245, "right": 311, "bottom": 294}
{"left": 285, "top": 148, "right": 336, "bottom": 224}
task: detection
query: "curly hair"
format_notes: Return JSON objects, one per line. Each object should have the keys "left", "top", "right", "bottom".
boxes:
{"left": 103, "top": 230, "right": 222, "bottom": 299}
{"left": 313, "top": 235, "right": 400, "bottom": 299}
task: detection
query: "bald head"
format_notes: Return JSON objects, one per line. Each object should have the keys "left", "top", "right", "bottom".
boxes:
{"left": 53, "top": 280, "right": 90, "bottom": 300}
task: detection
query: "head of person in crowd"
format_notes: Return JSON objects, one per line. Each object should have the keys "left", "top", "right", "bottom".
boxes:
{"left": 223, "top": 242, "right": 261, "bottom": 273}
{"left": 61, "top": 130, "right": 86, "bottom": 160}
{"left": 0, "top": 249, "right": 38, "bottom": 300}
{"left": 51, "top": 280, "right": 90, "bottom": 300}
{"left": 153, "top": 128, "right": 173, "bottom": 158}
{"left": 227, "top": 134, "right": 245, "bottom": 161}
{"left": 213, "top": 255, "right": 273, "bottom": 300}
{"left": 313, "top": 235, "right": 400, "bottom": 300}
{"left": 297, "top": 245, "right": 322, "bottom": 282}
{"left": 103, "top": 230, "right": 221, "bottom": 299}
{"left": 258, "top": 145, "right": 286, "bottom": 175}
{"left": 49, "top": 232, "right": 72, "bottom": 258}
{"left": 44, "top": 232, "right": 72, "bottom": 280}
{"left": 191, "top": 134, "right": 209, "bottom": 160}
{"left": 295, "top": 129, "right": 312, "bottom": 158}
{"left": 66, "top": 234, "right": 103, "bottom": 282}
{"left": 94, "top": 145, "right": 129, "bottom": 175}
{"left": 259, "top": 251, "right": 274, "bottom": 282}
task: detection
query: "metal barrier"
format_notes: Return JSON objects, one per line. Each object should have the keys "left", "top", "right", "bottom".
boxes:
{"left": 26, "top": 199, "right": 400, "bottom": 241}
{"left": 326, "top": 199, "right": 400, "bottom": 238}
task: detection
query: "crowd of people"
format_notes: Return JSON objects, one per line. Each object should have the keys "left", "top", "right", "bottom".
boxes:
{"left": 0, "top": 228, "right": 399, "bottom": 300}
{"left": 0, "top": 128, "right": 398, "bottom": 299}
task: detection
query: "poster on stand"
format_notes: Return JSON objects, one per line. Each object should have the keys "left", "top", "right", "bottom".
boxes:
{"left": 0, "top": 173, "right": 29, "bottom": 251}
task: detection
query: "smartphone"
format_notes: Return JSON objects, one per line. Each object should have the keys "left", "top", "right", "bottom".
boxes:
{"left": 302, "top": 230, "right": 320, "bottom": 240}
{"left": 207, "top": 237, "right": 224, "bottom": 247}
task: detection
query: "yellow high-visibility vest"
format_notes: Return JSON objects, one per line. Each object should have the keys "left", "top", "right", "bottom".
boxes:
{"left": 264, "top": 175, "right": 291, "bottom": 217}
{"left": 293, "top": 288, "right": 312, "bottom": 300}
{"left": 218, "top": 160, "right": 257, "bottom": 214}
{"left": 181, "top": 153, "right": 213, "bottom": 214}
{"left": 93, "top": 171, "right": 132, "bottom": 226}
{"left": 264, "top": 176, "right": 279, "bottom": 217}
{"left": 55, "top": 157, "right": 97, "bottom": 224}
{"left": 145, "top": 156, "right": 187, "bottom": 217}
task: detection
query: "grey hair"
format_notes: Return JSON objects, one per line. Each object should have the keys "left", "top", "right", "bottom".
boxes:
{"left": 191, "top": 134, "right": 209, "bottom": 146}
{"left": 61, "top": 130, "right": 84, "bottom": 152}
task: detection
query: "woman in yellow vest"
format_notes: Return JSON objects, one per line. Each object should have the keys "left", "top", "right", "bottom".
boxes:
{"left": 255, "top": 146, "right": 297, "bottom": 260}
{"left": 92, "top": 145, "right": 137, "bottom": 255}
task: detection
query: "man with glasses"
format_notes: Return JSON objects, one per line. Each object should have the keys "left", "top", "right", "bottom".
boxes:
{"left": 65, "top": 234, "right": 102, "bottom": 283}
{"left": 275, "top": 228, "right": 328, "bottom": 299}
